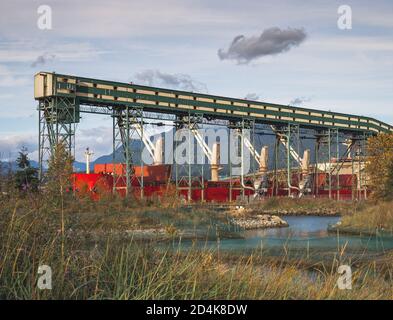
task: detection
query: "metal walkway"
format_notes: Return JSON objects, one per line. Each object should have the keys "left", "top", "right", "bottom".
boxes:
{"left": 35, "top": 72, "right": 393, "bottom": 134}
{"left": 35, "top": 71, "right": 391, "bottom": 200}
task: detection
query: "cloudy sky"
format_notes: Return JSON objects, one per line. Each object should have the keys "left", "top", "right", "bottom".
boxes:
{"left": 0, "top": 0, "right": 392, "bottom": 161}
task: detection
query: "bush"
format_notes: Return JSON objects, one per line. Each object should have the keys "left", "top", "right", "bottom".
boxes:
{"left": 366, "top": 133, "right": 393, "bottom": 200}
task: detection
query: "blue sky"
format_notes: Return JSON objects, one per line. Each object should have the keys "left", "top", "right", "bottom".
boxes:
{"left": 0, "top": 0, "right": 392, "bottom": 161}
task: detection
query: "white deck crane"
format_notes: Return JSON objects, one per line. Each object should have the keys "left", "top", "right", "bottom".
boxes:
{"left": 131, "top": 123, "right": 163, "bottom": 165}
{"left": 190, "top": 128, "right": 213, "bottom": 163}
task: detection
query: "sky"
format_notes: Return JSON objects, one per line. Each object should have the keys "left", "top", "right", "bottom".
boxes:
{"left": 0, "top": 0, "right": 392, "bottom": 162}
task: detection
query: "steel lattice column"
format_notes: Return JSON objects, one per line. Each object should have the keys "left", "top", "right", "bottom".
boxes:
{"left": 38, "top": 96, "right": 77, "bottom": 181}
{"left": 112, "top": 106, "right": 144, "bottom": 197}
{"left": 285, "top": 124, "right": 301, "bottom": 197}
{"left": 174, "top": 113, "right": 205, "bottom": 203}
{"left": 227, "top": 119, "right": 256, "bottom": 202}
{"left": 314, "top": 128, "right": 346, "bottom": 199}
{"left": 350, "top": 133, "right": 369, "bottom": 200}
{"left": 314, "top": 130, "right": 333, "bottom": 199}
{"left": 271, "top": 124, "right": 301, "bottom": 197}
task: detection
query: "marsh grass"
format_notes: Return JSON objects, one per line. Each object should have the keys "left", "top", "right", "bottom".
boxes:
{"left": 1, "top": 192, "right": 393, "bottom": 300}
{"left": 340, "top": 201, "right": 393, "bottom": 232}
{"left": 247, "top": 197, "right": 364, "bottom": 215}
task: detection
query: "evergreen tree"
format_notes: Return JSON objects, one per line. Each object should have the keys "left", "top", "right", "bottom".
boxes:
{"left": 46, "top": 142, "right": 74, "bottom": 197}
{"left": 14, "top": 147, "right": 38, "bottom": 191}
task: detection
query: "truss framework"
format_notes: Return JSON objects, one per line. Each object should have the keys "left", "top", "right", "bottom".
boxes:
{"left": 112, "top": 106, "right": 144, "bottom": 196}
{"left": 38, "top": 96, "right": 77, "bottom": 180}
{"left": 35, "top": 72, "right": 375, "bottom": 201}
{"left": 38, "top": 97, "right": 372, "bottom": 201}
{"left": 174, "top": 113, "right": 205, "bottom": 202}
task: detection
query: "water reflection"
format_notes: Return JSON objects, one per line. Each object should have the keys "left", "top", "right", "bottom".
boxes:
{"left": 242, "top": 216, "right": 340, "bottom": 239}
{"left": 206, "top": 216, "right": 393, "bottom": 253}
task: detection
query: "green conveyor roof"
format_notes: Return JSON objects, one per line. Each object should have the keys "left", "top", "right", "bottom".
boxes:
{"left": 34, "top": 72, "right": 393, "bottom": 135}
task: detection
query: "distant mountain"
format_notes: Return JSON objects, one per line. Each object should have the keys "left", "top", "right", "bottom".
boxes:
{"left": 3, "top": 128, "right": 345, "bottom": 177}
{"left": 0, "top": 160, "right": 39, "bottom": 172}
{"left": 93, "top": 139, "right": 143, "bottom": 165}
{"left": 0, "top": 141, "right": 142, "bottom": 173}
{"left": 75, "top": 139, "right": 144, "bottom": 173}
{"left": 79, "top": 129, "right": 317, "bottom": 178}
{"left": 73, "top": 161, "right": 87, "bottom": 172}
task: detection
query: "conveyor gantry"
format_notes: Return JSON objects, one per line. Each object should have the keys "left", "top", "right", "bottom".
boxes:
{"left": 35, "top": 71, "right": 391, "bottom": 198}
{"left": 35, "top": 72, "right": 393, "bottom": 135}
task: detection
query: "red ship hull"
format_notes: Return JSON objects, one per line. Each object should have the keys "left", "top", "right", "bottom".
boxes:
{"left": 72, "top": 164, "right": 367, "bottom": 202}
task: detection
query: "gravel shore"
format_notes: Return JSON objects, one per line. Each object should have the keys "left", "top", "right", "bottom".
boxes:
{"left": 230, "top": 214, "right": 289, "bottom": 230}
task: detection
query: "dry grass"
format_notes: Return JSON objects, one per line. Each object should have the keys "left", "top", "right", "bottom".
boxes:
{"left": 1, "top": 192, "right": 393, "bottom": 300}
{"left": 246, "top": 197, "right": 364, "bottom": 216}
{"left": 340, "top": 201, "right": 393, "bottom": 232}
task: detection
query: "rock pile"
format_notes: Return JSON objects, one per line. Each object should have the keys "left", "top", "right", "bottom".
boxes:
{"left": 230, "top": 214, "right": 288, "bottom": 230}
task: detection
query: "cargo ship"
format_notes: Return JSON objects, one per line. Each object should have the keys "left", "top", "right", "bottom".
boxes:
{"left": 72, "top": 160, "right": 367, "bottom": 202}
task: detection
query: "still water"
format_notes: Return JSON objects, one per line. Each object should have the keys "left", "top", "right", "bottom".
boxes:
{"left": 177, "top": 216, "right": 393, "bottom": 255}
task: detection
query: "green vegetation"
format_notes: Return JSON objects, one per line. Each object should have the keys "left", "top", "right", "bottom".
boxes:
{"left": 1, "top": 142, "right": 393, "bottom": 300}
{"left": 339, "top": 201, "right": 393, "bottom": 233}
{"left": 248, "top": 197, "right": 364, "bottom": 216}
{"left": 46, "top": 143, "right": 74, "bottom": 200}
{"left": 366, "top": 133, "right": 393, "bottom": 200}
{"left": 333, "top": 133, "right": 393, "bottom": 232}
{"left": 1, "top": 193, "right": 393, "bottom": 299}
{"left": 14, "top": 147, "right": 38, "bottom": 192}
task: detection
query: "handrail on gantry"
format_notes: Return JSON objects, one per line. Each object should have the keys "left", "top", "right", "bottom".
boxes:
{"left": 34, "top": 72, "right": 393, "bottom": 135}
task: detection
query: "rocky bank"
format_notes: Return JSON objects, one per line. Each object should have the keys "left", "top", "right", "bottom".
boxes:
{"left": 246, "top": 208, "right": 340, "bottom": 216}
{"left": 230, "top": 214, "right": 289, "bottom": 230}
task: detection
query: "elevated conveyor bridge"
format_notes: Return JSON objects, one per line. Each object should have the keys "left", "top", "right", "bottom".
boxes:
{"left": 35, "top": 72, "right": 392, "bottom": 200}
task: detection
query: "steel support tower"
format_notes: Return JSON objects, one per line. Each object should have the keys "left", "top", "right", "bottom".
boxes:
{"left": 35, "top": 72, "right": 391, "bottom": 199}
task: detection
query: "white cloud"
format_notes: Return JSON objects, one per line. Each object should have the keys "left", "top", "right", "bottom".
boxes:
{"left": 134, "top": 69, "right": 208, "bottom": 93}
{"left": 76, "top": 126, "right": 113, "bottom": 162}
{"left": 0, "top": 126, "right": 113, "bottom": 162}
{"left": 244, "top": 93, "right": 260, "bottom": 101}
{"left": 0, "top": 40, "right": 107, "bottom": 64}
{"left": 0, "top": 0, "right": 242, "bottom": 39}
{"left": 355, "top": 5, "right": 393, "bottom": 29}
{"left": 308, "top": 37, "right": 393, "bottom": 52}
{"left": 218, "top": 27, "right": 307, "bottom": 64}
{"left": 75, "top": 124, "right": 170, "bottom": 162}
{"left": 0, "top": 0, "right": 392, "bottom": 155}
{"left": 0, "top": 65, "right": 30, "bottom": 87}
{"left": 0, "top": 133, "right": 37, "bottom": 160}
{"left": 289, "top": 96, "right": 311, "bottom": 106}
{"left": 0, "top": 93, "right": 15, "bottom": 99}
